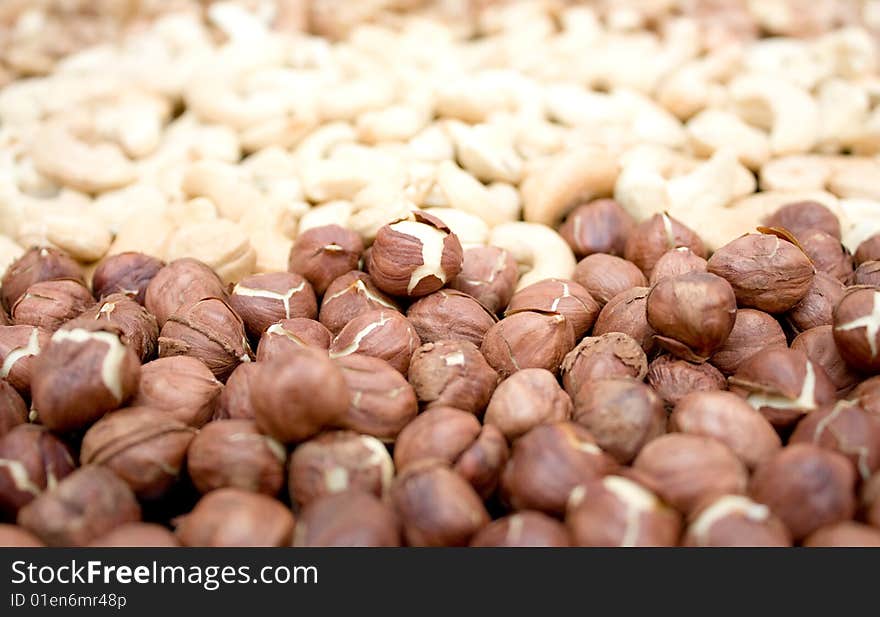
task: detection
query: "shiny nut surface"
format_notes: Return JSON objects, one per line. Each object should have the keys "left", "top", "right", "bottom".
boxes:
{"left": 407, "top": 339, "right": 497, "bottom": 415}
{"left": 481, "top": 311, "right": 575, "bottom": 378}
{"left": 229, "top": 272, "right": 317, "bottom": 337}
{"left": 145, "top": 258, "right": 227, "bottom": 326}
{"left": 336, "top": 354, "right": 418, "bottom": 441}
{"left": 833, "top": 287, "right": 880, "bottom": 373}
{"left": 559, "top": 198, "right": 635, "bottom": 259}
{"left": 485, "top": 368, "right": 572, "bottom": 441}
{"left": 449, "top": 246, "right": 517, "bottom": 313}
{"left": 293, "top": 491, "right": 401, "bottom": 547}
{"left": 288, "top": 224, "right": 363, "bottom": 295}
{"left": 561, "top": 333, "right": 648, "bottom": 398}
{"left": 624, "top": 212, "right": 706, "bottom": 276}
{"left": 573, "top": 253, "right": 646, "bottom": 307}
{"left": 131, "top": 356, "right": 223, "bottom": 427}
{"left": 329, "top": 309, "right": 419, "bottom": 375}
{"left": 175, "top": 488, "right": 294, "bottom": 547}
{"left": 407, "top": 289, "right": 496, "bottom": 347}
{"left": 92, "top": 252, "right": 164, "bottom": 305}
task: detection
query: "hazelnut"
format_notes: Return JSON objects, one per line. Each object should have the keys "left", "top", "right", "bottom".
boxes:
{"left": 471, "top": 511, "right": 571, "bottom": 547}
{"left": 390, "top": 459, "right": 490, "bottom": 546}
{"left": 0, "top": 524, "right": 44, "bottom": 547}
{"left": 0, "top": 308, "right": 7, "bottom": 327}
{"left": 669, "top": 391, "right": 781, "bottom": 470}
{"left": 175, "top": 488, "right": 294, "bottom": 547}
{"left": 633, "top": 434, "right": 748, "bottom": 514}
{"left": 572, "top": 253, "right": 646, "bottom": 307}
{"left": 335, "top": 354, "right": 418, "bottom": 441}
{"left": 762, "top": 200, "right": 841, "bottom": 240}
{"left": 407, "top": 289, "right": 496, "bottom": 347}
{"left": 393, "top": 407, "right": 508, "bottom": 498}
{"left": 624, "top": 212, "right": 706, "bottom": 276}
{"left": 293, "top": 490, "right": 401, "bottom": 547}
{"left": 855, "top": 233, "right": 880, "bottom": 265}
{"left": 80, "top": 407, "right": 196, "bottom": 499}
{"left": 648, "top": 247, "right": 708, "bottom": 286}
{"left": 213, "top": 362, "right": 259, "bottom": 421}
{"left": 863, "top": 471, "right": 880, "bottom": 528}
{"left": 17, "top": 465, "right": 141, "bottom": 546}
{"left": 187, "top": 419, "right": 286, "bottom": 496}
{"left": 572, "top": 378, "right": 666, "bottom": 464}
{"left": 646, "top": 355, "right": 727, "bottom": 409}
{"left": 481, "top": 311, "right": 575, "bottom": 378}
{"left": 72, "top": 293, "right": 159, "bottom": 361}
{"left": 710, "top": 308, "right": 787, "bottom": 375}
{"left": 229, "top": 272, "right": 317, "bottom": 337}
{"left": 319, "top": 271, "right": 400, "bottom": 335}
{"left": 158, "top": 297, "right": 253, "bottom": 381}
{"left": 506, "top": 279, "right": 599, "bottom": 338}
{"left": 592, "top": 287, "right": 656, "bottom": 354}
{"left": 144, "top": 258, "right": 227, "bottom": 326}
{"left": 851, "top": 376, "right": 880, "bottom": 418}
{"left": 407, "top": 340, "right": 498, "bottom": 415}
{"left": 799, "top": 229, "right": 854, "bottom": 283}
{"left": 784, "top": 272, "right": 846, "bottom": 335}
{"left": 367, "top": 211, "right": 463, "bottom": 298}
{"left": 566, "top": 475, "right": 681, "bottom": 547}
{"left": 0, "top": 424, "right": 75, "bottom": 517}
{"left": 791, "top": 325, "right": 862, "bottom": 396}
{"left": 558, "top": 198, "right": 635, "bottom": 258}
{"left": 833, "top": 286, "right": 880, "bottom": 373}
{"left": 288, "top": 224, "right": 364, "bottom": 295}
{"left": 803, "top": 521, "right": 880, "bottom": 547}
{"left": 750, "top": 443, "right": 856, "bottom": 541}
{"left": 1, "top": 246, "right": 84, "bottom": 311}
{"left": 561, "top": 333, "right": 647, "bottom": 397}
{"left": 91, "top": 252, "right": 164, "bottom": 305}
{"left": 0, "top": 325, "right": 51, "bottom": 395}
{"left": 728, "top": 348, "right": 836, "bottom": 428}
{"left": 448, "top": 246, "right": 518, "bottom": 313}
{"left": 255, "top": 318, "right": 332, "bottom": 362}
{"left": 484, "top": 368, "right": 572, "bottom": 441}
{"left": 646, "top": 272, "right": 737, "bottom": 362}
{"left": 11, "top": 279, "right": 95, "bottom": 332}
{"left": 0, "top": 379, "right": 27, "bottom": 437}
{"left": 328, "top": 309, "right": 419, "bottom": 375}
{"left": 853, "top": 260, "right": 880, "bottom": 286}
{"left": 88, "top": 522, "right": 180, "bottom": 547}
{"left": 131, "top": 356, "right": 223, "bottom": 427}
{"left": 32, "top": 324, "right": 140, "bottom": 432}
{"left": 500, "top": 422, "right": 616, "bottom": 515}
{"left": 682, "top": 494, "right": 791, "bottom": 547}
{"left": 707, "top": 232, "right": 815, "bottom": 313}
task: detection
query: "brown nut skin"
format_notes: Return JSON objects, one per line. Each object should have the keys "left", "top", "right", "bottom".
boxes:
{"left": 335, "top": 354, "right": 418, "bottom": 441}
{"left": 863, "top": 472, "right": 880, "bottom": 528}
{"left": 572, "top": 378, "right": 666, "bottom": 464}
{"left": 91, "top": 252, "right": 165, "bottom": 305}
{"left": 187, "top": 419, "right": 286, "bottom": 496}
{"left": 559, "top": 198, "right": 635, "bottom": 259}
{"left": 17, "top": 465, "right": 141, "bottom": 547}
{"left": 624, "top": 212, "right": 707, "bottom": 276}
{"left": 784, "top": 272, "right": 846, "bottom": 335}
{"left": 1, "top": 246, "right": 84, "bottom": 311}
{"left": 145, "top": 258, "right": 227, "bottom": 326}
{"left": 646, "top": 355, "right": 727, "bottom": 409}
{"left": 471, "top": 511, "right": 571, "bottom": 547}
{"left": 853, "top": 261, "right": 880, "bottom": 287}
{"left": 633, "top": 434, "right": 748, "bottom": 515}
{"left": 288, "top": 224, "right": 364, "bottom": 295}
{"left": 407, "top": 340, "right": 497, "bottom": 416}
{"left": 0, "top": 425, "right": 76, "bottom": 517}
{"left": 833, "top": 286, "right": 880, "bottom": 373}
{"left": 229, "top": 272, "right": 317, "bottom": 338}
{"left": 566, "top": 475, "right": 682, "bottom": 547}
{"left": 131, "top": 356, "right": 223, "bottom": 428}
{"left": 682, "top": 494, "right": 792, "bottom": 547}
{"left": 390, "top": 459, "right": 490, "bottom": 547}
{"left": 407, "top": 289, "right": 496, "bottom": 347}
{"left": 0, "top": 325, "right": 51, "bottom": 396}
{"left": 255, "top": 318, "right": 332, "bottom": 362}
{"left": 213, "top": 362, "right": 259, "bottom": 421}
{"left": 592, "top": 287, "right": 656, "bottom": 354}
{"left": 750, "top": 443, "right": 856, "bottom": 542}
{"left": 158, "top": 297, "right": 253, "bottom": 381}
{"left": 804, "top": 521, "right": 880, "bottom": 547}
{"left": 763, "top": 200, "right": 841, "bottom": 240}
{"left": 367, "top": 211, "right": 463, "bottom": 298}
{"left": 174, "top": 488, "right": 294, "bottom": 547}
{"left": 0, "top": 379, "right": 27, "bottom": 437}
{"left": 328, "top": 309, "right": 419, "bottom": 375}
{"left": 72, "top": 293, "right": 159, "bottom": 361}
{"left": 506, "top": 279, "right": 599, "bottom": 338}
{"left": 484, "top": 368, "right": 572, "bottom": 441}
{"left": 646, "top": 272, "right": 737, "bottom": 362}
{"left": 561, "top": 333, "right": 648, "bottom": 398}
{"left": 481, "top": 311, "right": 575, "bottom": 379}
{"left": 500, "top": 422, "right": 616, "bottom": 515}
{"left": 852, "top": 376, "right": 880, "bottom": 418}
{"left": 0, "top": 524, "right": 45, "bottom": 547}
{"left": 799, "top": 229, "right": 854, "bottom": 284}
{"left": 573, "top": 254, "right": 647, "bottom": 307}
{"left": 31, "top": 324, "right": 141, "bottom": 433}
{"left": 11, "top": 279, "right": 95, "bottom": 332}
{"left": 728, "top": 347, "right": 836, "bottom": 429}
{"left": 855, "top": 234, "right": 880, "bottom": 264}
{"left": 791, "top": 325, "right": 862, "bottom": 396}
{"left": 448, "top": 246, "right": 517, "bottom": 314}
{"left": 319, "top": 271, "right": 400, "bottom": 335}
{"left": 648, "top": 247, "right": 709, "bottom": 286}
{"left": 88, "top": 522, "right": 181, "bottom": 547}
{"left": 669, "top": 391, "right": 781, "bottom": 470}
{"left": 710, "top": 308, "right": 787, "bottom": 375}
{"left": 293, "top": 490, "right": 401, "bottom": 547}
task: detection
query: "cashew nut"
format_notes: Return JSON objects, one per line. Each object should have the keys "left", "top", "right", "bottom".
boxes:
{"left": 686, "top": 109, "right": 770, "bottom": 170}
{"left": 488, "top": 222, "right": 576, "bottom": 290}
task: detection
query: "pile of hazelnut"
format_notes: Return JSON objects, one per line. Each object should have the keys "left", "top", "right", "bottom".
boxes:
{"left": 2, "top": 200, "right": 880, "bottom": 548}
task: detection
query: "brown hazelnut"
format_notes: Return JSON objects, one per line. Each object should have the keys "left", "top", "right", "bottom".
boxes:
{"left": 187, "top": 419, "right": 286, "bottom": 496}
{"left": 423, "top": 419, "right": 501, "bottom": 500}
{"left": 505, "top": 278, "right": 599, "bottom": 338}
{"left": 0, "top": 379, "right": 27, "bottom": 437}
{"left": 833, "top": 286, "right": 880, "bottom": 373}
{"left": 158, "top": 297, "right": 253, "bottom": 380}
{"left": 132, "top": 356, "right": 223, "bottom": 427}
{"left": 633, "top": 433, "right": 748, "bottom": 514}
{"left": 0, "top": 325, "right": 51, "bottom": 395}
{"left": 646, "top": 355, "right": 727, "bottom": 409}
{"left": 407, "top": 340, "right": 497, "bottom": 415}
{"left": 572, "top": 378, "right": 666, "bottom": 464}
{"left": 558, "top": 198, "right": 635, "bottom": 258}
{"left": 481, "top": 311, "right": 575, "bottom": 378}
{"left": 0, "top": 308, "right": 7, "bottom": 326}
{"left": 566, "top": 475, "right": 681, "bottom": 547}
{"left": 0, "top": 524, "right": 44, "bottom": 547}
{"left": 0, "top": 424, "right": 75, "bottom": 516}
{"left": 407, "top": 289, "right": 497, "bottom": 347}
{"left": 728, "top": 348, "right": 836, "bottom": 428}
{"left": 390, "top": 459, "right": 489, "bottom": 546}
{"left": 328, "top": 309, "right": 419, "bottom": 375}
{"left": 91, "top": 252, "right": 164, "bottom": 305}
{"left": 863, "top": 471, "right": 880, "bottom": 528}
{"left": 319, "top": 271, "right": 400, "bottom": 334}
{"left": 335, "top": 354, "right": 418, "bottom": 441}
{"left": 750, "top": 443, "right": 856, "bottom": 541}
{"left": 11, "top": 279, "right": 95, "bottom": 332}
{"left": 799, "top": 229, "right": 854, "bottom": 283}
{"left": 367, "top": 211, "right": 463, "bottom": 298}
{"left": 762, "top": 200, "right": 842, "bottom": 240}
{"left": 500, "top": 422, "right": 616, "bottom": 515}
{"left": 174, "top": 488, "right": 294, "bottom": 547}
{"left": 229, "top": 272, "right": 317, "bottom": 337}
{"left": 88, "top": 522, "right": 181, "bottom": 547}
{"left": 624, "top": 212, "right": 707, "bottom": 276}
{"left": 448, "top": 246, "right": 517, "bottom": 313}
{"left": 72, "top": 293, "right": 159, "bottom": 361}
{"left": 484, "top": 368, "right": 572, "bottom": 441}
{"left": 851, "top": 375, "right": 880, "bottom": 418}
{"left": 791, "top": 325, "right": 862, "bottom": 396}
{"left": 561, "top": 333, "right": 647, "bottom": 397}
{"left": 32, "top": 323, "right": 140, "bottom": 432}
{"left": 213, "top": 362, "right": 259, "bottom": 421}
{"left": 804, "top": 521, "right": 880, "bottom": 547}
{"left": 855, "top": 233, "right": 880, "bottom": 264}
{"left": 710, "top": 308, "right": 787, "bottom": 375}
{"left": 853, "top": 260, "right": 880, "bottom": 286}
{"left": 669, "top": 391, "right": 781, "bottom": 470}
{"left": 572, "top": 253, "right": 646, "bottom": 307}
{"left": 17, "top": 465, "right": 141, "bottom": 546}
{"left": 255, "top": 318, "right": 332, "bottom": 362}
{"left": 1, "top": 246, "right": 84, "bottom": 311}
{"left": 682, "top": 494, "right": 791, "bottom": 547}
{"left": 288, "top": 224, "right": 364, "bottom": 295}
{"left": 784, "top": 271, "right": 846, "bottom": 335}
{"left": 592, "top": 287, "right": 656, "bottom": 354}
{"left": 471, "top": 511, "right": 571, "bottom": 547}
{"left": 648, "top": 247, "right": 709, "bottom": 286}
{"left": 293, "top": 490, "right": 401, "bottom": 547}
{"left": 145, "top": 258, "right": 227, "bottom": 326}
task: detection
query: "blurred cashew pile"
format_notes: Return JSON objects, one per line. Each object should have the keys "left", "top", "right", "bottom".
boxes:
{"left": 2, "top": 0, "right": 880, "bottom": 285}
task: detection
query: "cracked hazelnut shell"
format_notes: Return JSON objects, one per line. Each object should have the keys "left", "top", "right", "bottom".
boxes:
{"left": 256, "top": 318, "right": 332, "bottom": 362}
{"left": 646, "top": 355, "right": 727, "bottom": 409}
{"left": 484, "top": 368, "right": 572, "bottom": 441}
{"left": 449, "top": 246, "right": 517, "bottom": 313}
{"left": 833, "top": 286, "right": 880, "bottom": 373}
{"left": 288, "top": 224, "right": 363, "bottom": 295}
{"left": 329, "top": 309, "right": 419, "bottom": 375}
{"left": 229, "top": 272, "right": 317, "bottom": 337}
{"left": 506, "top": 278, "right": 599, "bottom": 338}
{"left": 407, "top": 289, "right": 496, "bottom": 347}
{"left": 0, "top": 325, "right": 51, "bottom": 396}
{"left": 72, "top": 293, "right": 159, "bottom": 361}
{"left": 0, "top": 424, "right": 75, "bottom": 517}
{"left": 92, "top": 252, "right": 164, "bottom": 305}
{"left": 11, "top": 278, "right": 95, "bottom": 332}
{"left": 682, "top": 494, "right": 791, "bottom": 547}
{"left": 481, "top": 311, "right": 575, "bottom": 378}
{"left": 319, "top": 271, "right": 400, "bottom": 335}
{"left": 1, "top": 246, "right": 84, "bottom": 311}
{"left": 407, "top": 339, "right": 497, "bottom": 415}
{"left": 561, "top": 333, "right": 647, "bottom": 397}
{"left": 145, "top": 258, "right": 227, "bottom": 326}
{"left": 791, "top": 325, "right": 862, "bottom": 396}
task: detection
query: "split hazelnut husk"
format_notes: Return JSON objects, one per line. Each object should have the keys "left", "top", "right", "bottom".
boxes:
{"left": 0, "top": 424, "right": 76, "bottom": 517}
{"left": 229, "top": 272, "right": 317, "bottom": 338}
{"left": 784, "top": 272, "right": 846, "bottom": 335}
{"left": 448, "top": 246, "right": 518, "bottom": 313}
{"left": 484, "top": 368, "right": 572, "bottom": 441}
{"left": 573, "top": 253, "right": 646, "bottom": 307}
{"left": 648, "top": 247, "right": 708, "bottom": 285}
{"left": 799, "top": 229, "right": 854, "bottom": 284}
{"left": 506, "top": 278, "right": 599, "bottom": 338}
{"left": 791, "top": 325, "right": 862, "bottom": 396}
{"left": 0, "top": 325, "right": 51, "bottom": 396}
{"left": 319, "top": 271, "right": 400, "bottom": 335}
{"left": 481, "top": 311, "right": 575, "bottom": 378}
{"left": 803, "top": 522, "right": 880, "bottom": 547}
{"left": 72, "top": 293, "right": 159, "bottom": 361}
{"left": 624, "top": 212, "right": 706, "bottom": 276}
{"left": 88, "top": 522, "right": 181, "bottom": 547}
{"left": 0, "top": 524, "right": 45, "bottom": 547}
{"left": 213, "top": 362, "right": 259, "bottom": 421}
{"left": 145, "top": 258, "right": 227, "bottom": 326}
{"left": 833, "top": 286, "right": 880, "bottom": 373}
{"left": 855, "top": 233, "right": 880, "bottom": 264}
{"left": 174, "top": 488, "right": 294, "bottom": 547}
{"left": 762, "top": 200, "right": 841, "bottom": 240}
{"left": 287, "top": 224, "right": 364, "bottom": 295}
{"left": 255, "top": 318, "right": 332, "bottom": 362}
{"left": 710, "top": 308, "right": 787, "bottom": 375}
{"left": 682, "top": 494, "right": 791, "bottom": 547}
{"left": 471, "top": 511, "right": 571, "bottom": 547}
{"left": 407, "top": 289, "right": 496, "bottom": 347}
{"left": 328, "top": 309, "right": 419, "bottom": 375}
{"left": 646, "top": 355, "right": 727, "bottom": 409}
{"left": 558, "top": 198, "right": 635, "bottom": 258}
{"left": 131, "top": 356, "right": 223, "bottom": 428}
{"left": 853, "top": 261, "right": 880, "bottom": 286}
{"left": 0, "top": 379, "right": 27, "bottom": 437}
{"left": 91, "top": 252, "right": 164, "bottom": 305}
{"left": 592, "top": 287, "right": 656, "bottom": 354}
{"left": 1, "top": 246, "right": 84, "bottom": 311}
{"left": 293, "top": 490, "right": 401, "bottom": 547}
{"left": 11, "top": 279, "right": 94, "bottom": 332}
{"left": 407, "top": 339, "right": 498, "bottom": 415}
{"left": 561, "top": 333, "right": 647, "bottom": 398}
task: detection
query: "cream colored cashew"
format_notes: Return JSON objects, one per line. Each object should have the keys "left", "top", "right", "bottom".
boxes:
{"left": 759, "top": 155, "right": 832, "bottom": 192}
{"left": 657, "top": 45, "right": 743, "bottom": 120}
{"left": 238, "top": 200, "right": 303, "bottom": 273}
{"left": 317, "top": 76, "right": 396, "bottom": 123}
{"left": 298, "top": 201, "right": 353, "bottom": 233}
{"left": 422, "top": 208, "right": 488, "bottom": 249}
{"left": 488, "top": 222, "right": 576, "bottom": 290}
{"left": 434, "top": 161, "right": 517, "bottom": 228}
{"left": 182, "top": 160, "right": 267, "bottom": 222}
{"left": 827, "top": 157, "right": 880, "bottom": 201}
{"left": 816, "top": 79, "right": 870, "bottom": 153}
{"left": 686, "top": 109, "right": 770, "bottom": 170}
{"left": 743, "top": 38, "right": 830, "bottom": 90}
{"left": 851, "top": 106, "right": 880, "bottom": 155}
{"left": 17, "top": 207, "right": 112, "bottom": 263}
{"left": 165, "top": 219, "right": 257, "bottom": 285}
{"left": 814, "top": 28, "right": 878, "bottom": 80}
{"left": 839, "top": 198, "right": 880, "bottom": 252}
{"left": 407, "top": 124, "right": 455, "bottom": 163}
{"left": 445, "top": 120, "right": 523, "bottom": 184}
{"left": 90, "top": 184, "right": 169, "bottom": 235}
{"left": 357, "top": 104, "right": 430, "bottom": 145}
